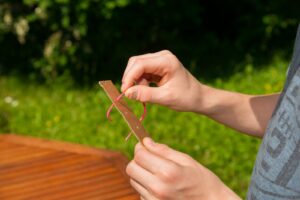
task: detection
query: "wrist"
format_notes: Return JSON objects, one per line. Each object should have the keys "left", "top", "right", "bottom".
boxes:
{"left": 215, "top": 184, "right": 241, "bottom": 200}
{"left": 205, "top": 178, "right": 241, "bottom": 200}
{"left": 190, "top": 83, "right": 217, "bottom": 115}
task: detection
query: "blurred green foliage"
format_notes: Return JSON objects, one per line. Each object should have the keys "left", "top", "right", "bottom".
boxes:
{"left": 0, "top": 57, "right": 288, "bottom": 198}
{"left": 0, "top": 0, "right": 298, "bottom": 84}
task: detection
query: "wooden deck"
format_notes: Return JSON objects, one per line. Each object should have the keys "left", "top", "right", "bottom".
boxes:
{"left": 0, "top": 134, "right": 139, "bottom": 200}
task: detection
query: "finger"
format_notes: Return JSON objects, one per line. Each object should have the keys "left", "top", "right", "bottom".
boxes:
{"left": 128, "top": 74, "right": 162, "bottom": 96}
{"left": 122, "top": 54, "right": 170, "bottom": 92}
{"left": 136, "top": 77, "right": 149, "bottom": 86}
{"left": 122, "top": 50, "right": 170, "bottom": 84}
{"left": 143, "top": 137, "right": 192, "bottom": 165}
{"left": 124, "top": 84, "right": 169, "bottom": 104}
{"left": 123, "top": 53, "right": 155, "bottom": 82}
{"left": 126, "top": 160, "right": 158, "bottom": 190}
{"left": 134, "top": 142, "right": 179, "bottom": 176}
{"left": 141, "top": 73, "right": 162, "bottom": 85}
{"left": 130, "top": 179, "right": 158, "bottom": 200}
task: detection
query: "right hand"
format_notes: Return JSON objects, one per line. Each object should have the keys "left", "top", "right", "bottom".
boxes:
{"left": 126, "top": 138, "right": 241, "bottom": 200}
{"left": 121, "top": 50, "right": 203, "bottom": 112}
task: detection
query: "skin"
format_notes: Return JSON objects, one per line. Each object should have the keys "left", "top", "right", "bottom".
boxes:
{"left": 122, "top": 50, "right": 280, "bottom": 199}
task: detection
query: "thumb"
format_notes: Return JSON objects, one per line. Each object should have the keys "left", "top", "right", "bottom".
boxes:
{"left": 125, "top": 85, "right": 164, "bottom": 104}
{"left": 143, "top": 137, "right": 192, "bottom": 165}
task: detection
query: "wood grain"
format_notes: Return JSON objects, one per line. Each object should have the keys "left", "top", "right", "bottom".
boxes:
{"left": 0, "top": 134, "right": 139, "bottom": 200}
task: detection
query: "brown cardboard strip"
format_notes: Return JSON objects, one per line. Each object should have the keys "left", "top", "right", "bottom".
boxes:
{"left": 99, "top": 80, "right": 150, "bottom": 142}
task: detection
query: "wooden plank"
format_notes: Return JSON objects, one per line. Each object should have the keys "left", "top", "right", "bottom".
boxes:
{"left": 0, "top": 155, "right": 96, "bottom": 180}
{"left": 0, "top": 151, "right": 72, "bottom": 171}
{"left": 28, "top": 175, "right": 129, "bottom": 200}
{"left": 1, "top": 168, "right": 118, "bottom": 197}
{"left": 0, "top": 134, "right": 139, "bottom": 200}
{"left": 0, "top": 158, "right": 111, "bottom": 186}
{"left": 0, "top": 134, "right": 123, "bottom": 157}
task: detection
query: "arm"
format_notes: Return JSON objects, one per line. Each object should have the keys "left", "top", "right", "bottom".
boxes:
{"left": 121, "top": 50, "right": 279, "bottom": 137}
{"left": 192, "top": 85, "right": 280, "bottom": 137}
{"left": 127, "top": 138, "right": 241, "bottom": 200}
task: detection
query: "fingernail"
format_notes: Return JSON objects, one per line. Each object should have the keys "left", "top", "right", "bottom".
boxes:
{"left": 121, "top": 83, "right": 126, "bottom": 92}
{"left": 144, "top": 137, "right": 155, "bottom": 147}
{"left": 131, "top": 91, "right": 137, "bottom": 100}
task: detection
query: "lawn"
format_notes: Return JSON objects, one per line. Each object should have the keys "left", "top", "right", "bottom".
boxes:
{"left": 0, "top": 58, "right": 288, "bottom": 198}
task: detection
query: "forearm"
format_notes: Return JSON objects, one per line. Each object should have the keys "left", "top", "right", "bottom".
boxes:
{"left": 192, "top": 84, "right": 280, "bottom": 137}
{"left": 214, "top": 184, "right": 241, "bottom": 200}
{"left": 204, "top": 169, "right": 242, "bottom": 200}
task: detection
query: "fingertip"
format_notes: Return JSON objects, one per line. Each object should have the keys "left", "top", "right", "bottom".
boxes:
{"left": 125, "top": 87, "right": 137, "bottom": 100}
{"left": 135, "top": 142, "right": 144, "bottom": 151}
{"left": 121, "top": 83, "right": 127, "bottom": 92}
{"left": 124, "top": 86, "right": 131, "bottom": 95}
{"left": 121, "top": 80, "right": 135, "bottom": 93}
{"left": 143, "top": 137, "right": 156, "bottom": 149}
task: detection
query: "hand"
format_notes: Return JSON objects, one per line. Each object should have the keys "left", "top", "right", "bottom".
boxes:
{"left": 121, "top": 50, "right": 203, "bottom": 112}
{"left": 126, "top": 138, "right": 241, "bottom": 200}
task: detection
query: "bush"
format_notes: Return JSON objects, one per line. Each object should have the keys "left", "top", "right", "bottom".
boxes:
{"left": 0, "top": 0, "right": 298, "bottom": 84}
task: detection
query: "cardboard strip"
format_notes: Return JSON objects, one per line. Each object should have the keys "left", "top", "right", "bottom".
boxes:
{"left": 99, "top": 80, "right": 150, "bottom": 142}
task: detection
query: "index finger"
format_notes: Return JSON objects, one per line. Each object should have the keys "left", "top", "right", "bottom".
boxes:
{"left": 122, "top": 53, "right": 156, "bottom": 82}
{"left": 122, "top": 50, "right": 170, "bottom": 83}
{"left": 134, "top": 143, "right": 180, "bottom": 176}
{"left": 121, "top": 55, "right": 169, "bottom": 92}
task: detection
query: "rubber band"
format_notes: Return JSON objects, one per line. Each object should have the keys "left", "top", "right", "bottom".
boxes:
{"left": 106, "top": 92, "right": 147, "bottom": 141}
{"left": 106, "top": 93, "right": 125, "bottom": 121}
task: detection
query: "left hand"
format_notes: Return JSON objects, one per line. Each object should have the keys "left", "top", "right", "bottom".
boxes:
{"left": 126, "top": 138, "right": 241, "bottom": 200}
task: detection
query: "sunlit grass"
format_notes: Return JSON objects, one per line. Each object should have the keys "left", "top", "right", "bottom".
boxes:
{"left": 0, "top": 58, "right": 288, "bottom": 198}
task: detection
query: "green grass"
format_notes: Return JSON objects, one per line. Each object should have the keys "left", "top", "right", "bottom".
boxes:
{"left": 0, "top": 58, "right": 288, "bottom": 198}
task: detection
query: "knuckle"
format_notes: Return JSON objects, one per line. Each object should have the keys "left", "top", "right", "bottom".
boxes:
{"left": 160, "top": 49, "right": 172, "bottom": 55}
{"left": 151, "top": 184, "right": 170, "bottom": 200}
{"left": 134, "top": 57, "right": 143, "bottom": 66}
{"left": 161, "top": 55, "right": 177, "bottom": 71}
{"left": 159, "top": 165, "right": 180, "bottom": 182}
{"left": 157, "top": 144, "right": 169, "bottom": 154}
{"left": 128, "top": 56, "right": 137, "bottom": 63}
{"left": 183, "top": 153, "right": 193, "bottom": 161}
